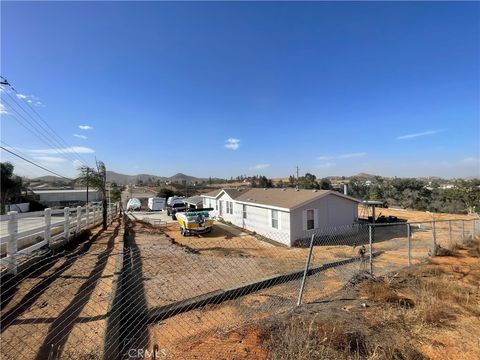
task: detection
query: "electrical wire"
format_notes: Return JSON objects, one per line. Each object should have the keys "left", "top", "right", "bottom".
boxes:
{"left": 0, "top": 145, "right": 74, "bottom": 181}
{"left": 0, "top": 76, "right": 94, "bottom": 167}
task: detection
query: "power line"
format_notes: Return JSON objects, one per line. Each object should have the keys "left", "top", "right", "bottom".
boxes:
{"left": 0, "top": 76, "right": 93, "bottom": 167}
{"left": 0, "top": 145, "right": 74, "bottom": 181}
{"left": 1, "top": 96, "right": 85, "bottom": 166}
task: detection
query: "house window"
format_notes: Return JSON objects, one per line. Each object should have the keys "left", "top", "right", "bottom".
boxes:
{"left": 242, "top": 204, "right": 247, "bottom": 219}
{"left": 230, "top": 202, "right": 233, "bottom": 214}
{"left": 271, "top": 210, "right": 278, "bottom": 229}
{"left": 307, "top": 209, "right": 315, "bottom": 230}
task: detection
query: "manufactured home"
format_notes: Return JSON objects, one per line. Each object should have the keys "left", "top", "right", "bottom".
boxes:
{"left": 201, "top": 188, "right": 360, "bottom": 247}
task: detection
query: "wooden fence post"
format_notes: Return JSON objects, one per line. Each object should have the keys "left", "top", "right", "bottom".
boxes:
{"left": 76, "top": 206, "right": 82, "bottom": 233}
{"left": 44, "top": 208, "right": 52, "bottom": 247}
{"left": 64, "top": 207, "right": 70, "bottom": 242}
{"left": 86, "top": 205, "right": 90, "bottom": 227}
{"left": 7, "top": 211, "right": 18, "bottom": 275}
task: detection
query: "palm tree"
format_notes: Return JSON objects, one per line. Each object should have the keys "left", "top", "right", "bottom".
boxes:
{"left": 77, "top": 160, "right": 108, "bottom": 229}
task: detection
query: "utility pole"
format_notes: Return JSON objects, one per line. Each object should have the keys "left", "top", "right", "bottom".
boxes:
{"left": 296, "top": 166, "right": 300, "bottom": 190}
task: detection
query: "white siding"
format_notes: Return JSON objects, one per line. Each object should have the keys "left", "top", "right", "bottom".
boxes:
{"left": 231, "top": 204, "right": 291, "bottom": 246}
{"left": 290, "top": 194, "right": 358, "bottom": 243}
{"left": 216, "top": 192, "right": 236, "bottom": 223}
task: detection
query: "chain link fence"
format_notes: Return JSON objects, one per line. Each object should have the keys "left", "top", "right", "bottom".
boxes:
{"left": 1, "top": 214, "right": 479, "bottom": 359}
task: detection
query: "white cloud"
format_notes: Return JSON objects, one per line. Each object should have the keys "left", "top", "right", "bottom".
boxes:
{"left": 79, "top": 125, "right": 93, "bottom": 130}
{"left": 0, "top": 103, "right": 9, "bottom": 114}
{"left": 317, "top": 156, "right": 333, "bottom": 161}
{"left": 16, "top": 93, "right": 45, "bottom": 107}
{"left": 317, "top": 162, "right": 335, "bottom": 169}
{"left": 396, "top": 130, "right": 443, "bottom": 140}
{"left": 73, "top": 134, "right": 88, "bottom": 140}
{"left": 33, "top": 156, "right": 67, "bottom": 163}
{"left": 29, "top": 146, "right": 95, "bottom": 154}
{"left": 224, "top": 138, "right": 240, "bottom": 150}
{"left": 250, "top": 164, "right": 270, "bottom": 170}
{"left": 337, "top": 152, "right": 367, "bottom": 159}
{"left": 461, "top": 157, "right": 479, "bottom": 164}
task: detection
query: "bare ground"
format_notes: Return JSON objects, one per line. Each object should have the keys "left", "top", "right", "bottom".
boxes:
{"left": 0, "top": 219, "right": 124, "bottom": 360}
{"left": 179, "top": 237, "right": 480, "bottom": 360}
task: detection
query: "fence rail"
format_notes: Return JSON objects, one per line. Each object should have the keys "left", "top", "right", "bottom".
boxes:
{"left": 0, "top": 203, "right": 120, "bottom": 275}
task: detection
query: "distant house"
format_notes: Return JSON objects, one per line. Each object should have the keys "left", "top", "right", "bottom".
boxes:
{"left": 201, "top": 188, "right": 360, "bottom": 247}
{"left": 33, "top": 189, "right": 101, "bottom": 207}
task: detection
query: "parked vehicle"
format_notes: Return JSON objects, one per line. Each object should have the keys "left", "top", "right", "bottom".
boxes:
{"left": 176, "top": 209, "right": 214, "bottom": 236}
{"left": 168, "top": 202, "right": 187, "bottom": 219}
{"left": 126, "top": 198, "right": 141, "bottom": 211}
{"left": 148, "top": 197, "right": 166, "bottom": 211}
{"left": 166, "top": 196, "right": 186, "bottom": 216}
{"left": 167, "top": 196, "right": 185, "bottom": 207}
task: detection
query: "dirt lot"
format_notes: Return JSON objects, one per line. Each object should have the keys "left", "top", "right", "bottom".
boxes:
{"left": 179, "top": 238, "right": 480, "bottom": 360}
{"left": 0, "top": 219, "right": 123, "bottom": 360}
{"left": 124, "top": 211, "right": 477, "bottom": 358}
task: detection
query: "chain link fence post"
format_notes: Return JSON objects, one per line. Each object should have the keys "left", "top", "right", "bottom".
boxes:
{"left": 296, "top": 233, "right": 315, "bottom": 306}
{"left": 448, "top": 220, "right": 452, "bottom": 244}
{"left": 431, "top": 220, "right": 437, "bottom": 255}
{"left": 368, "top": 224, "right": 373, "bottom": 274}
{"left": 7, "top": 211, "right": 18, "bottom": 275}
{"left": 407, "top": 223, "right": 411, "bottom": 267}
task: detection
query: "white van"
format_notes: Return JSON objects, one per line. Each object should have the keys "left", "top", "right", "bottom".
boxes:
{"left": 148, "top": 197, "right": 166, "bottom": 211}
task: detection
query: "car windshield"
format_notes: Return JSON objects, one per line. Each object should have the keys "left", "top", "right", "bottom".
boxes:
{"left": 173, "top": 203, "right": 185, "bottom": 208}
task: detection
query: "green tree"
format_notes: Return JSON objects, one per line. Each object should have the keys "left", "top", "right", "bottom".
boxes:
{"left": 77, "top": 161, "right": 108, "bottom": 229}
{"left": 319, "top": 178, "right": 332, "bottom": 190}
{"left": 110, "top": 183, "right": 122, "bottom": 203}
{"left": 157, "top": 187, "right": 175, "bottom": 199}
{"left": 1, "top": 162, "right": 23, "bottom": 214}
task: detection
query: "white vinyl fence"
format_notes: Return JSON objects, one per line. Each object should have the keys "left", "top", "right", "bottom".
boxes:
{"left": 0, "top": 203, "right": 120, "bottom": 275}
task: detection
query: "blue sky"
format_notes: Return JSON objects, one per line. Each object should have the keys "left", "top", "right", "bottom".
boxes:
{"left": 1, "top": 1, "right": 479, "bottom": 179}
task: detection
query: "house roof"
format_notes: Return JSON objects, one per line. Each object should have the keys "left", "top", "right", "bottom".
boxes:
{"left": 185, "top": 195, "right": 203, "bottom": 205}
{"left": 222, "top": 188, "right": 247, "bottom": 199}
{"left": 201, "top": 188, "right": 247, "bottom": 199}
{"left": 201, "top": 189, "right": 223, "bottom": 198}
{"left": 234, "top": 188, "right": 360, "bottom": 210}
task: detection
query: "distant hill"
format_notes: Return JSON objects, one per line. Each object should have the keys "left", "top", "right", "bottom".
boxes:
{"left": 353, "top": 173, "right": 379, "bottom": 180}
{"left": 30, "top": 176, "right": 73, "bottom": 184}
{"left": 106, "top": 171, "right": 207, "bottom": 185}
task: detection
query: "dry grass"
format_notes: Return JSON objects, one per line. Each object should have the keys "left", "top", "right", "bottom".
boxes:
{"left": 263, "top": 317, "right": 368, "bottom": 360}
{"left": 260, "top": 238, "right": 480, "bottom": 360}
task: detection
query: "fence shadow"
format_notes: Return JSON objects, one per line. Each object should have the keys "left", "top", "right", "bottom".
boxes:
{"left": 32, "top": 219, "right": 121, "bottom": 359}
